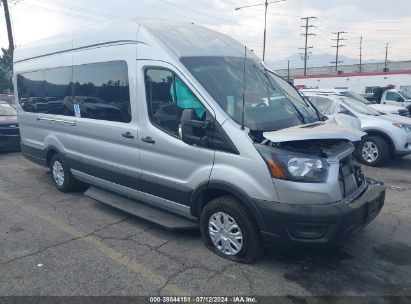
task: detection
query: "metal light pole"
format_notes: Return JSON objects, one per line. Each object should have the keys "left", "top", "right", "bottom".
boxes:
{"left": 235, "top": 0, "right": 286, "bottom": 61}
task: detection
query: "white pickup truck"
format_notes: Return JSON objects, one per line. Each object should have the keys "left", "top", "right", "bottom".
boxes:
{"left": 380, "top": 89, "right": 411, "bottom": 108}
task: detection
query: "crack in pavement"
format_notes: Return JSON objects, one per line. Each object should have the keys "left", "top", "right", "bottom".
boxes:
{"left": 0, "top": 217, "right": 130, "bottom": 266}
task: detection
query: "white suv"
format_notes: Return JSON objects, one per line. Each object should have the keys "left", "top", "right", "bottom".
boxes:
{"left": 302, "top": 89, "right": 409, "bottom": 117}
{"left": 304, "top": 92, "right": 411, "bottom": 166}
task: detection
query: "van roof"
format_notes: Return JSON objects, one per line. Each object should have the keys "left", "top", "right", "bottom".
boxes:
{"left": 14, "top": 19, "right": 248, "bottom": 63}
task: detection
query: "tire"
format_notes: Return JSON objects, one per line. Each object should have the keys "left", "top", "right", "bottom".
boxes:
{"left": 200, "top": 196, "right": 263, "bottom": 263}
{"left": 50, "top": 153, "right": 83, "bottom": 192}
{"left": 357, "top": 135, "right": 390, "bottom": 167}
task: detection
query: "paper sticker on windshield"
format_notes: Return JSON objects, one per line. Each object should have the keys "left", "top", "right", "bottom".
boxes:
{"left": 74, "top": 104, "right": 81, "bottom": 118}
{"left": 227, "top": 96, "right": 235, "bottom": 116}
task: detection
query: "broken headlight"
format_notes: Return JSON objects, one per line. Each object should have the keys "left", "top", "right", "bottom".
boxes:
{"left": 255, "top": 144, "right": 329, "bottom": 183}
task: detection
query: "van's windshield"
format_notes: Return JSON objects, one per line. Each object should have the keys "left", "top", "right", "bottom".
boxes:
{"left": 181, "top": 56, "right": 319, "bottom": 131}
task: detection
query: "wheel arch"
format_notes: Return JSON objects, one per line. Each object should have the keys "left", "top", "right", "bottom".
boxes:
{"left": 362, "top": 129, "right": 396, "bottom": 155}
{"left": 45, "top": 146, "right": 61, "bottom": 167}
{"left": 190, "top": 181, "right": 266, "bottom": 231}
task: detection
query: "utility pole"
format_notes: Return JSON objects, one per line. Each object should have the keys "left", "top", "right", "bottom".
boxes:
{"left": 235, "top": 0, "right": 286, "bottom": 61}
{"left": 299, "top": 16, "right": 316, "bottom": 76}
{"left": 359, "top": 36, "right": 363, "bottom": 73}
{"left": 2, "top": 0, "right": 14, "bottom": 56}
{"left": 287, "top": 60, "right": 290, "bottom": 83}
{"left": 331, "top": 31, "right": 347, "bottom": 72}
{"left": 262, "top": 0, "right": 268, "bottom": 61}
{"left": 384, "top": 42, "right": 389, "bottom": 70}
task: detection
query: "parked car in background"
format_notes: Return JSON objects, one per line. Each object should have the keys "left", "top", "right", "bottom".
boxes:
{"left": 301, "top": 89, "right": 409, "bottom": 117}
{"left": 0, "top": 101, "right": 20, "bottom": 152}
{"left": 304, "top": 92, "right": 411, "bottom": 166}
{"left": 0, "top": 94, "right": 16, "bottom": 109}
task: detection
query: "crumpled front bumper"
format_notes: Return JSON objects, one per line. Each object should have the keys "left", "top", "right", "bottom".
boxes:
{"left": 254, "top": 178, "right": 385, "bottom": 247}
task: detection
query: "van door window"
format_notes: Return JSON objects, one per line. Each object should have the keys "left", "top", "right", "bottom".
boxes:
{"left": 45, "top": 67, "right": 73, "bottom": 116}
{"left": 73, "top": 61, "right": 131, "bottom": 123}
{"left": 145, "top": 68, "right": 206, "bottom": 136}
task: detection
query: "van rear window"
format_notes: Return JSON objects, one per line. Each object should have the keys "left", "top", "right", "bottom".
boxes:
{"left": 17, "top": 61, "right": 131, "bottom": 123}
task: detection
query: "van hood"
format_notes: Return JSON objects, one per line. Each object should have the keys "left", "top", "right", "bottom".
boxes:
{"left": 263, "top": 122, "right": 365, "bottom": 143}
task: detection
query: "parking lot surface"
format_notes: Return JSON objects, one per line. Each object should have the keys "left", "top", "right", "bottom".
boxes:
{"left": 0, "top": 152, "right": 410, "bottom": 296}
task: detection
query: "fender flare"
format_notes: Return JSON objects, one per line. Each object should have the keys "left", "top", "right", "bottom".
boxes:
{"left": 361, "top": 128, "right": 396, "bottom": 153}
{"left": 190, "top": 180, "right": 266, "bottom": 231}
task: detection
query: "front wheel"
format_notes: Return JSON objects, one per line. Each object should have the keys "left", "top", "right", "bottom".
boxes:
{"left": 50, "top": 153, "right": 84, "bottom": 192}
{"left": 200, "top": 196, "right": 263, "bottom": 263}
{"left": 357, "top": 136, "right": 390, "bottom": 167}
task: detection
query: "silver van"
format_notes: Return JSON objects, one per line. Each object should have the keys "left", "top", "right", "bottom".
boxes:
{"left": 14, "top": 20, "right": 385, "bottom": 262}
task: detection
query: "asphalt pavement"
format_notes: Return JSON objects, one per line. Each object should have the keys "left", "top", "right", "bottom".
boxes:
{"left": 0, "top": 152, "right": 410, "bottom": 297}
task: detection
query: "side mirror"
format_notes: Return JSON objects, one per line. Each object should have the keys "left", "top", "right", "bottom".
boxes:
{"left": 320, "top": 114, "right": 329, "bottom": 121}
{"left": 181, "top": 109, "right": 211, "bottom": 146}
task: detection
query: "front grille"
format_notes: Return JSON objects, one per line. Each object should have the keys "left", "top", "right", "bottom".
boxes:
{"left": 339, "top": 154, "right": 363, "bottom": 198}
{"left": 0, "top": 127, "right": 19, "bottom": 135}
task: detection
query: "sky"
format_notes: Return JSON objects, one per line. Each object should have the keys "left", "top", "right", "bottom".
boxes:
{"left": 0, "top": 0, "right": 410, "bottom": 69}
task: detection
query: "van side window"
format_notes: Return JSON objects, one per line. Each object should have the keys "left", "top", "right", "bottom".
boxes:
{"left": 145, "top": 68, "right": 206, "bottom": 136}
{"left": 46, "top": 67, "right": 74, "bottom": 116}
{"left": 17, "top": 71, "right": 46, "bottom": 113}
{"left": 73, "top": 61, "right": 131, "bottom": 123}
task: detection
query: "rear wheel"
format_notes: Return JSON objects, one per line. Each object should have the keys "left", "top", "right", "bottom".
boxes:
{"left": 50, "top": 153, "right": 84, "bottom": 192}
{"left": 200, "top": 196, "right": 263, "bottom": 263}
{"left": 358, "top": 136, "right": 390, "bottom": 166}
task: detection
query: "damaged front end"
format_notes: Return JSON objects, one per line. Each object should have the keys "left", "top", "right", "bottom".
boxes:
{"left": 254, "top": 123, "right": 370, "bottom": 204}
{"left": 251, "top": 124, "right": 385, "bottom": 244}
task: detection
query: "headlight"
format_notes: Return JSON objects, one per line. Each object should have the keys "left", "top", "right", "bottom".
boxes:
{"left": 393, "top": 123, "right": 411, "bottom": 132}
{"left": 255, "top": 144, "right": 329, "bottom": 183}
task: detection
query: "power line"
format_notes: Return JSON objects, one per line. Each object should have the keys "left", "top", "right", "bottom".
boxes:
{"left": 36, "top": 0, "right": 119, "bottom": 19}
{"left": 299, "top": 16, "right": 316, "bottom": 76}
{"left": 9, "top": 0, "right": 104, "bottom": 20}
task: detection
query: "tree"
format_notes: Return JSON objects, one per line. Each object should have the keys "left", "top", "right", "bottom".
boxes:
{"left": 0, "top": 48, "right": 13, "bottom": 93}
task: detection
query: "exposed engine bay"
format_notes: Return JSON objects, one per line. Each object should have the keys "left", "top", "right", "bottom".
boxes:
{"left": 261, "top": 138, "right": 356, "bottom": 160}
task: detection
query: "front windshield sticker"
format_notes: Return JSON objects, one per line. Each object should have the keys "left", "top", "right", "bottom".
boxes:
{"left": 227, "top": 96, "right": 235, "bottom": 116}
{"left": 74, "top": 104, "right": 81, "bottom": 118}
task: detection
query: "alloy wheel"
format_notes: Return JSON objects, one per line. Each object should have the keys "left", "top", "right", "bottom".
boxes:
{"left": 362, "top": 141, "right": 379, "bottom": 163}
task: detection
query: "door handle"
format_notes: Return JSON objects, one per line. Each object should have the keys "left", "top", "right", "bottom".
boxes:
{"left": 122, "top": 132, "right": 134, "bottom": 139}
{"left": 141, "top": 136, "right": 155, "bottom": 144}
